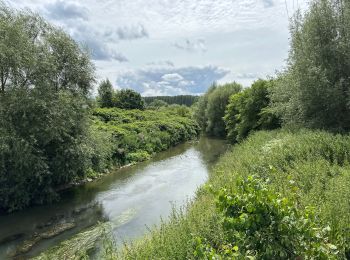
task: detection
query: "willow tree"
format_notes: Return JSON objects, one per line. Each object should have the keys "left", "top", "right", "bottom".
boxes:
{"left": 194, "top": 82, "right": 242, "bottom": 137}
{"left": 0, "top": 4, "right": 96, "bottom": 212}
{"left": 270, "top": 0, "right": 350, "bottom": 131}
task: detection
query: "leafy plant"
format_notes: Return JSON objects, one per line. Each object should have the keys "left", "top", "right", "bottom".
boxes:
{"left": 212, "top": 176, "right": 338, "bottom": 259}
{"left": 224, "top": 79, "right": 280, "bottom": 143}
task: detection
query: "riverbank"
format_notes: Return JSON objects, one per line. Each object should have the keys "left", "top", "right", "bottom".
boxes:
{"left": 110, "top": 129, "right": 349, "bottom": 259}
{"left": 55, "top": 163, "right": 135, "bottom": 192}
{"left": 0, "top": 105, "right": 200, "bottom": 213}
{"left": 54, "top": 106, "right": 200, "bottom": 192}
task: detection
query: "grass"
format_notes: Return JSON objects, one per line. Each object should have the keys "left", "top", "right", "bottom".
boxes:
{"left": 107, "top": 129, "right": 350, "bottom": 259}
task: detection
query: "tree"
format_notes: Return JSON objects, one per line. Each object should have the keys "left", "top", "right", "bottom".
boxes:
{"left": 114, "top": 89, "right": 145, "bottom": 110}
{"left": 0, "top": 4, "right": 94, "bottom": 94}
{"left": 224, "top": 79, "right": 280, "bottom": 142}
{"left": 270, "top": 0, "right": 350, "bottom": 131}
{"left": 98, "top": 79, "right": 114, "bottom": 108}
{"left": 205, "top": 82, "right": 242, "bottom": 137}
{"left": 0, "top": 4, "right": 97, "bottom": 212}
{"left": 194, "top": 83, "right": 217, "bottom": 132}
{"left": 144, "top": 95, "right": 199, "bottom": 106}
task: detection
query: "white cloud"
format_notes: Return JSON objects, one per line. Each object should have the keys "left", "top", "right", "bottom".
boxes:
{"left": 45, "top": 0, "right": 89, "bottom": 21}
{"left": 116, "top": 65, "right": 229, "bottom": 96}
{"left": 7, "top": 0, "right": 309, "bottom": 95}
{"left": 161, "top": 73, "right": 184, "bottom": 82}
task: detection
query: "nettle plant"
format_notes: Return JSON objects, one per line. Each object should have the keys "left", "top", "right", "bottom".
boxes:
{"left": 194, "top": 176, "right": 338, "bottom": 259}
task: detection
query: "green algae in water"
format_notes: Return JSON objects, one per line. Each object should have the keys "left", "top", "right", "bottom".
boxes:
{"left": 33, "top": 208, "right": 137, "bottom": 260}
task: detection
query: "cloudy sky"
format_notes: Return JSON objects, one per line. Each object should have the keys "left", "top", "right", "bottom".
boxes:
{"left": 8, "top": 0, "right": 307, "bottom": 96}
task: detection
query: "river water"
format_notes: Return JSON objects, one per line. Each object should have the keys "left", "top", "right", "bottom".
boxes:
{"left": 0, "top": 137, "right": 227, "bottom": 259}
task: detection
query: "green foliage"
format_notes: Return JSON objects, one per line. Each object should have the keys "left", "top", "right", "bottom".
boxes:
{"left": 270, "top": 0, "right": 350, "bottom": 131}
{"left": 98, "top": 79, "right": 114, "bottom": 108}
{"left": 0, "top": 4, "right": 97, "bottom": 212}
{"left": 194, "top": 83, "right": 217, "bottom": 132}
{"left": 211, "top": 176, "right": 338, "bottom": 259}
{"left": 0, "top": 4, "right": 94, "bottom": 94}
{"left": 205, "top": 82, "right": 242, "bottom": 137}
{"left": 0, "top": 87, "right": 94, "bottom": 211}
{"left": 97, "top": 79, "right": 144, "bottom": 110}
{"left": 195, "top": 82, "right": 242, "bottom": 137}
{"left": 114, "top": 89, "right": 145, "bottom": 110}
{"left": 224, "top": 79, "right": 280, "bottom": 142}
{"left": 126, "top": 151, "right": 151, "bottom": 162}
{"left": 144, "top": 95, "right": 199, "bottom": 107}
{"left": 92, "top": 107, "right": 199, "bottom": 166}
{"left": 213, "top": 130, "right": 350, "bottom": 257}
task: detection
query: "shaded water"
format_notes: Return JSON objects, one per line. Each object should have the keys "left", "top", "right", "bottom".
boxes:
{"left": 0, "top": 137, "right": 227, "bottom": 259}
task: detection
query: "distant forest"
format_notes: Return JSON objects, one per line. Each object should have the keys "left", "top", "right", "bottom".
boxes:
{"left": 143, "top": 95, "right": 199, "bottom": 106}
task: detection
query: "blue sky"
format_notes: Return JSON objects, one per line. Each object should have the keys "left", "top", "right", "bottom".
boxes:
{"left": 8, "top": 0, "right": 307, "bottom": 96}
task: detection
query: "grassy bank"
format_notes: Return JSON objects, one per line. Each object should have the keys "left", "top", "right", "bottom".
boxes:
{"left": 90, "top": 106, "right": 199, "bottom": 171}
{"left": 108, "top": 129, "right": 349, "bottom": 259}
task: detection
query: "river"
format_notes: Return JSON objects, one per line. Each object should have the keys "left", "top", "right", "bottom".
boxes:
{"left": 0, "top": 137, "right": 227, "bottom": 259}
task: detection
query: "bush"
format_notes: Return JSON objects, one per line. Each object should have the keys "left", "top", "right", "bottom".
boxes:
{"left": 224, "top": 79, "right": 280, "bottom": 142}
{"left": 126, "top": 151, "right": 151, "bottom": 163}
{"left": 92, "top": 107, "right": 200, "bottom": 166}
{"left": 214, "top": 129, "right": 350, "bottom": 257}
{"left": 0, "top": 88, "right": 95, "bottom": 212}
{"left": 202, "top": 176, "right": 338, "bottom": 259}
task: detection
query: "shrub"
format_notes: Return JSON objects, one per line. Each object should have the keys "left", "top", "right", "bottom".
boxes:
{"left": 92, "top": 107, "right": 200, "bottom": 166}
{"left": 224, "top": 79, "right": 280, "bottom": 143}
{"left": 205, "top": 176, "right": 338, "bottom": 259}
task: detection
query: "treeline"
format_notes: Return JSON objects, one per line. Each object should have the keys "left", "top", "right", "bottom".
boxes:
{"left": 144, "top": 95, "right": 199, "bottom": 107}
{"left": 0, "top": 4, "right": 199, "bottom": 213}
{"left": 194, "top": 80, "right": 280, "bottom": 140}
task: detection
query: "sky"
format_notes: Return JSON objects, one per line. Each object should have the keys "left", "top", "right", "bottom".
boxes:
{"left": 7, "top": 0, "right": 308, "bottom": 96}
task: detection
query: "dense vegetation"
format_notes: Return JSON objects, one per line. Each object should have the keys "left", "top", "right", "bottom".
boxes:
{"left": 144, "top": 95, "right": 199, "bottom": 107}
{"left": 0, "top": 5, "right": 199, "bottom": 213}
{"left": 2, "top": 0, "right": 350, "bottom": 258}
{"left": 91, "top": 106, "right": 199, "bottom": 166}
{"left": 224, "top": 79, "right": 280, "bottom": 143}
